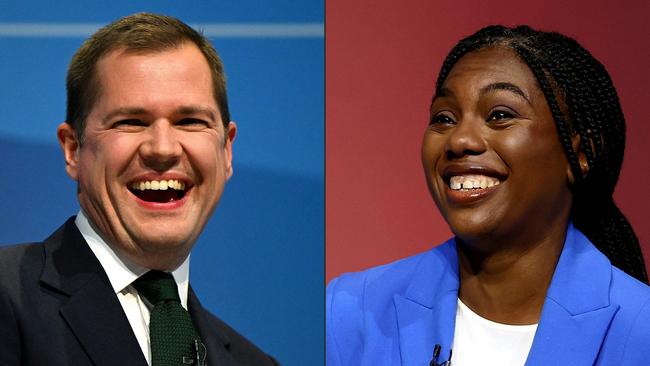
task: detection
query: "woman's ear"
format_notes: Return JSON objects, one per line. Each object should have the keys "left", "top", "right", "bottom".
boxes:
{"left": 567, "top": 134, "right": 589, "bottom": 184}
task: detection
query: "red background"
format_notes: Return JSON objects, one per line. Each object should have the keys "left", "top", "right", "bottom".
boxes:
{"left": 326, "top": 0, "right": 650, "bottom": 281}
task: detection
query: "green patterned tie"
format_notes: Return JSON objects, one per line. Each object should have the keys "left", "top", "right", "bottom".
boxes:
{"left": 133, "top": 270, "right": 206, "bottom": 366}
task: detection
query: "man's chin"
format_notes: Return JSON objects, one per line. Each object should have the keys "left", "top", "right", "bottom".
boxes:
{"left": 112, "top": 230, "right": 195, "bottom": 263}
{"left": 137, "top": 235, "right": 194, "bottom": 252}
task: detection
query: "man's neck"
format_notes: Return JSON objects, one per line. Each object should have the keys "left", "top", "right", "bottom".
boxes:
{"left": 75, "top": 210, "right": 191, "bottom": 307}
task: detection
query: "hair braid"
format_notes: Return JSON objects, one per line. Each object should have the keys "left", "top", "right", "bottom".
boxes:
{"left": 511, "top": 44, "right": 584, "bottom": 183}
{"left": 434, "top": 25, "right": 648, "bottom": 283}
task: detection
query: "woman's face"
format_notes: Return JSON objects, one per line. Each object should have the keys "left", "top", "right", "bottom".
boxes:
{"left": 422, "top": 46, "right": 573, "bottom": 247}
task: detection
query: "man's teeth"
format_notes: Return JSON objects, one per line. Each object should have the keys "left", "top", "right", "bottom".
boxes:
{"left": 130, "top": 179, "right": 186, "bottom": 191}
{"left": 449, "top": 175, "right": 500, "bottom": 190}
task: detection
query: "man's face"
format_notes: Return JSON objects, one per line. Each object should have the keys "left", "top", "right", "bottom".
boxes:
{"left": 58, "top": 43, "right": 235, "bottom": 270}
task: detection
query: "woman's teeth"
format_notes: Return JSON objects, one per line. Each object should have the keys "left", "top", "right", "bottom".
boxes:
{"left": 449, "top": 175, "right": 500, "bottom": 190}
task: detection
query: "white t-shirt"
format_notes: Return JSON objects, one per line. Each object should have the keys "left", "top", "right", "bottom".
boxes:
{"left": 451, "top": 300, "right": 537, "bottom": 366}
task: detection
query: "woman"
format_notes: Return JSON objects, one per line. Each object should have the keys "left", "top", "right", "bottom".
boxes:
{"left": 326, "top": 25, "right": 650, "bottom": 365}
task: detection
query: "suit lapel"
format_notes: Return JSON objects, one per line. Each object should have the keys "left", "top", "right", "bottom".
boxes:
{"left": 526, "top": 225, "right": 617, "bottom": 365}
{"left": 188, "top": 288, "right": 236, "bottom": 366}
{"left": 40, "top": 218, "right": 147, "bottom": 366}
{"left": 526, "top": 301, "right": 617, "bottom": 365}
{"left": 395, "top": 241, "right": 459, "bottom": 366}
{"left": 59, "top": 281, "right": 149, "bottom": 366}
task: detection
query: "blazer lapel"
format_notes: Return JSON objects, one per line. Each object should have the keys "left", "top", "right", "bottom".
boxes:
{"left": 188, "top": 288, "right": 236, "bottom": 366}
{"left": 526, "top": 225, "right": 617, "bottom": 366}
{"left": 395, "top": 241, "right": 459, "bottom": 366}
{"left": 40, "top": 218, "right": 147, "bottom": 366}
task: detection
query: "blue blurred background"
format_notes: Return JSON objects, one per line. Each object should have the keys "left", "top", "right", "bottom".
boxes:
{"left": 0, "top": 1, "right": 323, "bottom": 365}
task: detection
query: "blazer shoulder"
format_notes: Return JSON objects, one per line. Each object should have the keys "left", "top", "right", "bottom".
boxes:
{"left": 0, "top": 242, "right": 45, "bottom": 365}
{"left": 327, "top": 246, "right": 443, "bottom": 301}
{"left": 597, "top": 266, "right": 650, "bottom": 363}
{"left": 609, "top": 266, "right": 650, "bottom": 305}
{"left": 198, "top": 307, "right": 279, "bottom": 365}
{"left": 0, "top": 217, "right": 75, "bottom": 289}
{"left": 618, "top": 295, "right": 650, "bottom": 364}
{"left": 0, "top": 241, "right": 44, "bottom": 262}
{"left": 609, "top": 266, "right": 650, "bottom": 331}
{"left": 326, "top": 243, "right": 452, "bottom": 366}
{"left": 0, "top": 242, "right": 45, "bottom": 288}
{"left": 610, "top": 275, "right": 650, "bottom": 365}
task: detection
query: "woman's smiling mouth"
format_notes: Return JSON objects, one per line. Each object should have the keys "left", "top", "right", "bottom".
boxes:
{"left": 440, "top": 168, "right": 507, "bottom": 205}
{"left": 449, "top": 174, "right": 501, "bottom": 190}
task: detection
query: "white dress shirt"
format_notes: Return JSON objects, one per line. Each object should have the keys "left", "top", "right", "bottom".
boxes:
{"left": 75, "top": 211, "right": 190, "bottom": 365}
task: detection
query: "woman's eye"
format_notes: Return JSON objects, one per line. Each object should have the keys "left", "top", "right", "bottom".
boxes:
{"left": 487, "top": 110, "right": 516, "bottom": 121}
{"left": 430, "top": 113, "right": 455, "bottom": 125}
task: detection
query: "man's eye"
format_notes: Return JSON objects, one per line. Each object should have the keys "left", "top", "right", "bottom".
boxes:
{"left": 177, "top": 118, "right": 209, "bottom": 127}
{"left": 112, "top": 119, "right": 146, "bottom": 128}
{"left": 487, "top": 110, "right": 516, "bottom": 121}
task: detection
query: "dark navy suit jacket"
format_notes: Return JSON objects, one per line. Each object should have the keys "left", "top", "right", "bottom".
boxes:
{"left": 0, "top": 217, "right": 278, "bottom": 366}
{"left": 327, "top": 224, "right": 650, "bottom": 365}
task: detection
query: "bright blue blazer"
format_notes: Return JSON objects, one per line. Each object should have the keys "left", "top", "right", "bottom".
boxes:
{"left": 327, "top": 225, "right": 650, "bottom": 365}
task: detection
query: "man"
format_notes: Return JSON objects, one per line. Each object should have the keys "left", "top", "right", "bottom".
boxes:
{"left": 0, "top": 13, "right": 278, "bottom": 366}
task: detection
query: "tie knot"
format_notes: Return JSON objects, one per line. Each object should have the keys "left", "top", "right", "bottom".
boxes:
{"left": 133, "top": 270, "right": 180, "bottom": 304}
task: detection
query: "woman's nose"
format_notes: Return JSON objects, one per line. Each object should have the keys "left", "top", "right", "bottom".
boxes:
{"left": 444, "top": 118, "right": 487, "bottom": 158}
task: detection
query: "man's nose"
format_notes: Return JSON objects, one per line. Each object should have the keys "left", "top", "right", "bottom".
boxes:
{"left": 444, "top": 117, "right": 487, "bottom": 158}
{"left": 139, "top": 120, "right": 182, "bottom": 170}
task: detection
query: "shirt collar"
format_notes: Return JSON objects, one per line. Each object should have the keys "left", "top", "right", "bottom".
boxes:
{"left": 75, "top": 210, "right": 190, "bottom": 308}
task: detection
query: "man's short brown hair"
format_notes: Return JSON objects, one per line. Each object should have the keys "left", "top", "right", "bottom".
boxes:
{"left": 66, "top": 12, "right": 230, "bottom": 142}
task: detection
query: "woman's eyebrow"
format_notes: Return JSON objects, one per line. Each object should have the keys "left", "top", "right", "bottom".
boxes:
{"left": 480, "top": 82, "right": 531, "bottom": 104}
{"left": 432, "top": 87, "right": 455, "bottom": 102}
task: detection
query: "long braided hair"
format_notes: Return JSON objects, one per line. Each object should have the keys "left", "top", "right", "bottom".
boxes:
{"left": 434, "top": 25, "right": 648, "bottom": 283}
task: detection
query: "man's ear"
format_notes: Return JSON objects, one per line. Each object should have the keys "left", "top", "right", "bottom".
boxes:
{"left": 567, "top": 134, "right": 589, "bottom": 185}
{"left": 224, "top": 121, "right": 237, "bottom": 179}
{"left": 57, "top": 122, "right": 81, "bottom": 181}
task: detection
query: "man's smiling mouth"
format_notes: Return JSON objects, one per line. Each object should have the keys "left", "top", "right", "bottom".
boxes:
{"left": 129, "top": 179, "right": 188, "bottom": 203}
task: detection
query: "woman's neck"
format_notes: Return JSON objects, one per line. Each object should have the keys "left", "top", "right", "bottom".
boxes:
{"left": 456, "top": 223, "right": 567, "bottom": 325}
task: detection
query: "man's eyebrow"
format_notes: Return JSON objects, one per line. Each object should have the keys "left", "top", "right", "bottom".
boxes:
{"left": 101, "top": 106, "right": 218, "bottom": 123}
{"left": 102, "top": 107, "right": 148, "bottom": 123}
{"left": 480, "top": 82, "right": 531, "bottom": 104}
{"left": 176, "top": 105, "right": 217, "bottom": 122}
